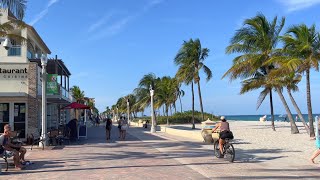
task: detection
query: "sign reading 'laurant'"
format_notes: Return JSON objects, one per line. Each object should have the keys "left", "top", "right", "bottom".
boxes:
{"left": 0, "top": 68, "right": 28, "bottom": 74}
{"left": 0, "top": 64, "right": 29, "bottom": 79}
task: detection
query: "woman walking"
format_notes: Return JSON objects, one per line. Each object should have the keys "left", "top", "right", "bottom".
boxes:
{"left": 120, "top": 117, "right": 128, "bottom": 140}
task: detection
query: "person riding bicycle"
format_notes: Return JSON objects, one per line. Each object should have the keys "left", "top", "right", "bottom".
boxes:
{"left": 212, "top": 116, "right": 233, "bottom": 155}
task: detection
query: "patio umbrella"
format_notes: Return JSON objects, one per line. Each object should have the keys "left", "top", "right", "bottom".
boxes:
{"left": 61, "top": 102, "right": 91, "bottom": 140}
{"left": 61, "top": 102, "right": 90, "bottom": 110}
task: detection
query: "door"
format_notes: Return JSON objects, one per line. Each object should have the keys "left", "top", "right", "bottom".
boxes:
{"left": 0, "top": 103, "right": 10, "bottom": 133}
{"left": 14, "top": 103, "right": 26, "bottom": 138}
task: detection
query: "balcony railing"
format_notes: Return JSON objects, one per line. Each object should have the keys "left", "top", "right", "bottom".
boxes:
{"left": 8, "top": 46, "right": 21, "bottom": 56}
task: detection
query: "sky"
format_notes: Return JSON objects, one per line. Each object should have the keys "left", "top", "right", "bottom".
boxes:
{"left": 23, "top": 0, "right": 320, "bottom": 115}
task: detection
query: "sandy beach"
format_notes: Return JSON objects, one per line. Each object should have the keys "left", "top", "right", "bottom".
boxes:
{"left": 227, "top": 120, "right": 316, "bottom": 166}
{"left": 159, "top": 120, "right": 319, "bottom": 167}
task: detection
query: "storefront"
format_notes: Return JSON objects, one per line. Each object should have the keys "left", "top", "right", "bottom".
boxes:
{"left": 0, "top": 60, "right": 72, "bottom": 139}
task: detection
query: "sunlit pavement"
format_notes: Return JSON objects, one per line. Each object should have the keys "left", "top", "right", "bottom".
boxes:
{"left": 2, "top": 124, "right": 319, "bottom": 179}
{"left": 1, "top": 125, "right": 206, "bottom": 180}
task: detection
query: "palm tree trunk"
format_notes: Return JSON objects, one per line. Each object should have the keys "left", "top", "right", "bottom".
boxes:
{"left": 170, "top": 105, "right": 172, "bottom": 116}
{"left": 173, "top": 102, "right": 177, "bottom": 114}
{"left": 166, "top": 105, "right": 169, "bottom": 126}
{"left": 287, "top": 88, "right": 310, "bottom": 134}
{"left": 306, "top": 68, "right": 315, "bottom": 137}
{"left": 269, "top": 89, "right": 275, "bottom": 131}
{"left": 197, "top": 80, "right": 205, "bottom": 121}
{"left": 275, "top": 87, "right": 299, "bottom": 134}
{"left": 162, "top": 106, "right": 165, "bottom": 116}
{"left": 179, "top": 94, "right": 183, "bottom": 113}
{"left": 191, "top": 82, "right": 195, "bottom": 129}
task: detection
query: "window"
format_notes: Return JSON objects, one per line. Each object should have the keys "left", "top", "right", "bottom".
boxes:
{"left": 8, "top": 39, "right": 21, "bottom": 56}
{"left": 14, "top": 103, "right": 26, "bottom": 138}
{"left": 0, "top": 103, "right": 9, "bottom": 133}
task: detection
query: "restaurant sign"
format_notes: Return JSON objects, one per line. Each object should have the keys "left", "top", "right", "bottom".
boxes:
{"left": 0, "top": 64, "right": 28, "bottom": 79}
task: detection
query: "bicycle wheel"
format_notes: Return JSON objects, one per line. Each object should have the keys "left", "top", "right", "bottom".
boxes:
{"left": 224, "top": 143, "right": 235, "bottom": 162}
{"left": 214, "top": 140, "right": 223, "bottom": 158}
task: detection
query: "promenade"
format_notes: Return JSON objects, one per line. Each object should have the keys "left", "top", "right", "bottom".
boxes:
{"left": 2, "top": 123, "right": 319, "bottom": 179}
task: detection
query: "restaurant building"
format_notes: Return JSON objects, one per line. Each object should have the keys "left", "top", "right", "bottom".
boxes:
{"left": 0, "top": 9, "right": 73, "bottom": 139}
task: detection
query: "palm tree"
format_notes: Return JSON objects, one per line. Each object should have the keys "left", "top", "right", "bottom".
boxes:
{"left": 175, "top": 63, "right": 196, "bottom": 128}
{"left": 175, "top": 38, "right": 212, "bottom": 125}
{"left": 70, "top": 86, "right": 85, "bottom": 103}
{"left": 283, "top": 73, "right": 310, "bottom": 133}
{"left": 134, "top": 73, "right": 159, "bottom": 127}
{"left": 240, "top": 68, "right": 276, "bottom": 131}
{"left": 223, "top": 13, "right": 299, "bottom": 133}
{"left": 1, "top": 0, "right": 26, "bottom": 20}
{"left": 281, "top": 24, "right": 320, "bottom": 137}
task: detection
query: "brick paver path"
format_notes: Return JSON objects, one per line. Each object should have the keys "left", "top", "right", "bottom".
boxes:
{"left": 1, "top": 125, "right": 207, "bottom": 180}
{"left": 1, "top": 124, "right": 319, "bottom": 179}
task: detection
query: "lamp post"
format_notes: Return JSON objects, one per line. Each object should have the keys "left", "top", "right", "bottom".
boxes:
{"left": 127, "top": 99, "right": 130, "bottom": 125}
{"left": 40, "top": 54, "right": 48, "bottom": 147}
{"left": 116, "top": 106, "right": 119, "bottom": 120}
{"left": 150, "top": 85, "right": 156, "bottom": 133}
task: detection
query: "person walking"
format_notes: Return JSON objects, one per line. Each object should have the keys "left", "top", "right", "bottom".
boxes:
{"left": 95, "top": 115, "right": 100, "bottom": 127}
{"left": 105, "top": 118, "right": 112, "bottom": 142}
{"left": 118, "top": 117, "right": 122, "bottom": 138}
{"left": 120, "top": 117, "right": 128, "bottom": 140}
{"left": 311, "top": 117, "right": 320, "bottom": 163}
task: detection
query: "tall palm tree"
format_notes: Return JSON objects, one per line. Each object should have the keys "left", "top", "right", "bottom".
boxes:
{"left": 175, "top": 63, "right": 196, "bottom": 128}
{"left": 282, "top": 73, "right": 310, "bottom": 133}
{"left": 281, "top": 24, "right": 320, "bottom": 137}
{"left": 70, "top": 85, "right": 85, "bottom": 103}
{"left": 223, "top": 13, "right": 299, "bottom": 133}
{"left": 1, "top": 0, "right": 26, "bottom": 20}
{"left": 175, "top": 38, "right": 212, "bottom": 124}
{"left": 134, "top": 73, "right": 159, "bottom": 127}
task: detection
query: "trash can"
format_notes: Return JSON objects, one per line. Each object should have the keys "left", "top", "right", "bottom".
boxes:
{"left": 201, "top": 118, "right": 216, "bottom": 143}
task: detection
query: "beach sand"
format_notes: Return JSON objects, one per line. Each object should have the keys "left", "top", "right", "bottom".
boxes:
{"left": 221, "top": 120, "right": 316, "bottom": 166}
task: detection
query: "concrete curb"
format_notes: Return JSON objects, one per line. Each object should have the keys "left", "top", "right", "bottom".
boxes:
{"left": 130, "top": 121, "right": 204, "bottom": 142}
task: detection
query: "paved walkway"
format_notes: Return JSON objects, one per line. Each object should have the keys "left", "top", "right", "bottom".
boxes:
{"left": 1, "top": 125, "right": 207, "bottom": 180}
{"left": 1, "top": 124, "right": 319, "bottom": 179}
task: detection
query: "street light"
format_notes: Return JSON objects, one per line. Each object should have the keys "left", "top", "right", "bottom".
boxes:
{"left": 150, "top": 84, "right": 156, "bottom": 133}
{"left": 0, "top": 37, "right": 12, "bottom": 50}
{"left": 40, "top": 54, "right": 48, "bottom": 147}
{"left": 127, "top": 99, "right": 130, "bottom": 125}
{"left": 116, "top": 106, "right": 119, "bottom": 120}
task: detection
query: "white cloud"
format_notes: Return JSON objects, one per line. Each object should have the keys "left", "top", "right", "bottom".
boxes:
{"left": 89, "top": 0, "right": 164, "bottom": 40}
{"left": 278, "top": 0, "right": 320, "bottom": 12}
{"left": 88, "top": 12, "right": 115, "bottom": 33}
{"left": 29, "top": 0, "right": 60, "bottom": 25}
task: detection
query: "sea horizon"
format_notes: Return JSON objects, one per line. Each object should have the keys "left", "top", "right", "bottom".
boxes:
{"left": 224, "top": 114, "right": 320, "bottom": 121}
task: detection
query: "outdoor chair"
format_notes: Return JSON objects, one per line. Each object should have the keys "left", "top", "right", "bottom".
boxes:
{"left": 30, "top": 131, "right": 50, "bottom": 150}
{"left": 48, "top": 129, "right": 60, "bottom": 146}
{"left": 58, "top": 125, "right": 71, "bottom": 145}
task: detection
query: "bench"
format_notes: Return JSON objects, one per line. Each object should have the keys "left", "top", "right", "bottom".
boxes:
{"left": 1, "top": 150, "right": 13, "bottom": 171}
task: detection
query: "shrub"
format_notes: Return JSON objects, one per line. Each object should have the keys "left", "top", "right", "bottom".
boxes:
{"left": 132, "top": 110, "right": 219, "bottom": 125}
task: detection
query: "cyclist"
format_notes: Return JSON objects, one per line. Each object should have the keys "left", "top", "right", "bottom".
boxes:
{"left": 212, "top": 116, "right": 233, "bottom": 155}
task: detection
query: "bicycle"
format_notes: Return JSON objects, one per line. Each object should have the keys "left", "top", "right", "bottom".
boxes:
{"left": 214, "top": 138, "right": 235, "bottom": 162}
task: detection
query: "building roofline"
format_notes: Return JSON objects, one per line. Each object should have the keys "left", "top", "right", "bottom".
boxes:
{"left": 4, "top": 9, "right": 51, "bottom": 54}
{"left": 26, "top": 25, "right": 51, "bottom": 54}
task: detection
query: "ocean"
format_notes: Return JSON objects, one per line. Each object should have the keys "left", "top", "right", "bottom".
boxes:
{"left": 224, "top": 114, "right": 320, "bottom": 122}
